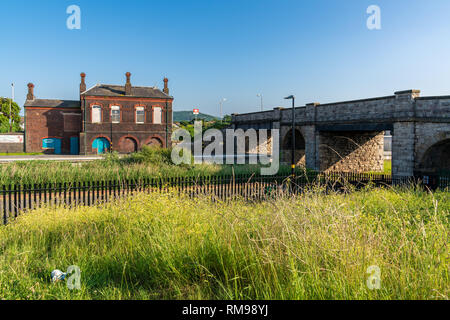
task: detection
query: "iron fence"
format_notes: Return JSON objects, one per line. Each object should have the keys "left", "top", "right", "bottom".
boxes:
{"left": 0, "top": 171, "right": 448, "bottom": 225}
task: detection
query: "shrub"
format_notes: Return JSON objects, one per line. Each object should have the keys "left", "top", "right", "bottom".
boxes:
{"left": 121, "top": 146, "right": 173, "bottom": 165}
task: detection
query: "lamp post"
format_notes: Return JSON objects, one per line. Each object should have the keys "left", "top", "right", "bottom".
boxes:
{"left": 110, "top": 118, "right": 113, "bottom": 152}
{"left": 10, "top": 83, "right": 14, "bottom": 132}
{"left": 219, "top": 98, "right": 227, "bottom": 121}
{"left": 284, "top": 95, "right": 295, "bottom": 176}
{"left": 257, "top": 94, "right": 263, "bottom": 111}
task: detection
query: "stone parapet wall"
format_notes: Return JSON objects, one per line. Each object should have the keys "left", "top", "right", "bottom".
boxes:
{"left": 232, "top": 90, "right": 450, "bottom": 127}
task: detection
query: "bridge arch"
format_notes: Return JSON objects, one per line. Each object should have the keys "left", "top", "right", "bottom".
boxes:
{"left": 419, "top": 139, "right": 450, "bottom": 173}
{"left": 282, "top": 128, "right": 306, "bottom": 165}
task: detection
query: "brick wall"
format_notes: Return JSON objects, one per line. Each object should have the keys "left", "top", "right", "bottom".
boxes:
{"left": 25, "top": 107, "right": 82, "bottom": 154}
{"left": 80, "top": 96, "right": 172, "bottom": 154}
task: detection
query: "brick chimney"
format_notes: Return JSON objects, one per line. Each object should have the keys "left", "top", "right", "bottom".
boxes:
{"left": 125, "top": 72, "right": 132, "bottom": 95}
{"left": 27, "top": 83, "right": 35, "bottom": 100}
{"left": 80, "top": 72, "right": 86, "bottom": 94}
{"left": 163, "top": 77, "right": 169, "bottom": 95}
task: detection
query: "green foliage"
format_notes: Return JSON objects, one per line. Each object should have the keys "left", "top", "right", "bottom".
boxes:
{"left": 0, "top": 97, "right": 21, "bottom": 133}
{"left": 0, "top": 151, "right": 300, "bottom": 184}
{"left": 173, "top": 111, "right": 218, "bottom": 122}
{"left": 123, "top": 146, "right": 173, "bottom": 165}
{"left": 177, "top": 115, "right": 232, "bottom": 138}
{"left": 0, "top": 188, "right": 448, "bottom": 299}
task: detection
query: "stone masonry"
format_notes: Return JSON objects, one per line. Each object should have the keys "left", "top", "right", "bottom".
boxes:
{"left": 232, "top": 90, "right": 450, "bottom": 177}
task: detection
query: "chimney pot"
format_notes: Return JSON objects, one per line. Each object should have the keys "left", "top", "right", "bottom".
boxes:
{"left": 80, "top": 72, "right": 87, "bottom": 94}
{"left": 163, "top": 77, "right": 169, "bottom": 95}
{"left": 27, "top": 83, "right": 35, "bottom": 100}
{"left": 125, "top": 72, "right": 132, "bottom": 95}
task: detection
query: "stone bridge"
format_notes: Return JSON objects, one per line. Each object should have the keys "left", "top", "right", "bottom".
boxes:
{"left": 231, "top": 90, "right": 450, "bottom": 177}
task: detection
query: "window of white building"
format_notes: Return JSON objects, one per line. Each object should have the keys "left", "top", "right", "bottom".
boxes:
{"left": 111, "top": 106, "right": 120, "bottom": 123}
{"left": 153, "top": 107, "right": 162, "bottom": 124}
{"left": 91, "top": 105, "right": 101, "bottom": 123}
{"left": 136, "top": 106, "right": 145, "bottom": 124}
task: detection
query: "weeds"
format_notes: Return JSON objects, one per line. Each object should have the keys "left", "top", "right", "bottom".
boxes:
{"left": 0, "top": 187, "right": 447, "bottom": 300}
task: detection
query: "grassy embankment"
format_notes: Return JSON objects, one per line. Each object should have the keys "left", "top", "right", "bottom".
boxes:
{"left": 0, "top": 186, "right": 447, "bottom": 300}
{"left": 0, "top": 147, "right": 391, "bottom": 185}
{"left": 0, "top": 148, "right": 304, "bottom": 185}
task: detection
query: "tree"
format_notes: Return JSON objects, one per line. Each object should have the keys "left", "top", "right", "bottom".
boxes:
{"left": 0, "top": 97, "right": 21, "bottom": 133}
{"left": 222, "top": 114, "right": 232, "bottom": 123}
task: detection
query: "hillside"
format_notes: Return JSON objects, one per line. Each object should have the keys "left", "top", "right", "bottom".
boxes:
{"left": 173, "top": 111, "right": 218, "bottom": 122}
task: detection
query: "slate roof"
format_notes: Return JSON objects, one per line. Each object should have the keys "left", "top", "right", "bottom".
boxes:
{"left": 24, "top": 99, "right": 81, "bottom": 108}
{"left": 82, "top": 84, "right": 172, "bottom": 99}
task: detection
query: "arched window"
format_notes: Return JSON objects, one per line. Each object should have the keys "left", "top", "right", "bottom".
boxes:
{"left": 153, "top": 107, "right": 162, "bottom": 124}
{"left": 91, "top": 105, "right": 101, "bottom": 123}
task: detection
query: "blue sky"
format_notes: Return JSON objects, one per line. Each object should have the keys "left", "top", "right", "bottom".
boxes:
{"left": 1, "top": 0, "right": 450, "bottom": 116}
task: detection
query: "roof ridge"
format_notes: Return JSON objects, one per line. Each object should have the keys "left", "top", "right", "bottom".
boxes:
{"left": 81, "top": 83, "right": 100, "bottom": 95}
{"left": 98, "top": 83, "right": 162, "bottom": 89}
{"left": 82, "top": 83, "right": 173, "bottom": 99}
{"left": 29, "top": 98, "right": 80, "bottom": 102}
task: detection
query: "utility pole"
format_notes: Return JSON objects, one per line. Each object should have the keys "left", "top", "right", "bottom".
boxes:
{"left": 219, "top": 98, "right": 227, "bottom": 121}
{"left": 110, "top": 119, "right": 113, "bottom": 152}
{"left": 257, "top": 94, "right": 263, "bottom": 111}
{"left": 10, "top": 83, "right": 14, "bottom": 132}
{"left": 284, "top": 95, "right": 295, "bottom": 176}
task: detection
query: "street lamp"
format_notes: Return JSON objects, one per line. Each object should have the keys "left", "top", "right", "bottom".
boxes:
{"left": 284, "top": 95, "right": 295, "bottom": 176}
{"left": 10, "top": 83, "right": 14, "bottom": 132}
{"left": 257, "top": 94, "right": 263, "bottom": 111}
{"left": 219, "top": 98, "right": 227, "bottom": 121}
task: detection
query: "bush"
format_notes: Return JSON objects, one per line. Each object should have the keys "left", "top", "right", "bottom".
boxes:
{"left": 124, "top": 146, "right": 173, "bottom": 165}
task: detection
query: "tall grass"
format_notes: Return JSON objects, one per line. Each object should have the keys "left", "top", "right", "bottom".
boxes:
{"left": 0, "top": 160, "right": 276, "bottom": 185}
{"left": 0, "top": 187, "right": 447, "bottom": 300}
{"left": 0, "top": 147, "right": 303, "bottom": 185}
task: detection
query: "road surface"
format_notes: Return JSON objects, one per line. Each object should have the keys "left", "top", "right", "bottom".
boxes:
{"left": 0, "top": 155, "right": 103, "bottom": 163}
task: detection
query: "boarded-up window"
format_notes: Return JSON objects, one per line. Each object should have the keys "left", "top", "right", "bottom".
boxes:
{"left": 153, "top": 107, "right": 162, "bottom": 124}
{"left": 111, "top": 106, "right": 120, "bottom": 123}
{"left": 92, "top": 106, "right": 101, "bottom": 123}
{"left": 136, "top": 106, "right": 145, "bottom": 123}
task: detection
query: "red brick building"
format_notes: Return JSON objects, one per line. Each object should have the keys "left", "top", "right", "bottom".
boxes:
{"left": 24, "top": 73, "right": 173, "bottom": 155}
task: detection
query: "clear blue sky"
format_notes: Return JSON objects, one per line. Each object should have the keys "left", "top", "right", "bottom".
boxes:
{"left": 1, "top": 0, "right": 450, "bottom": 116}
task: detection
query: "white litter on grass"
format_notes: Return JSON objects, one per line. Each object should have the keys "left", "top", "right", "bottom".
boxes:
{"left": 51, "top": 269, "right": 67, "bottom": 282}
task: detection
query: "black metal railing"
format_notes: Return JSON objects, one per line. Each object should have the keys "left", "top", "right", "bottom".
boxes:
{"left": 0, "top": 171, "right": 448, "bottom": 225}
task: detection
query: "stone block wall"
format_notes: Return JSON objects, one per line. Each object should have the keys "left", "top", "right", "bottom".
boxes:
{"left": 392, "top": 122, "right": 415, "bottom": 176}
{"left": 279, "top": 125, "right": 307, "bottom": 166}
{"left": 414, "top": 122, "right": 450, "bottom": 171}
{"left": 232, "top": 89, "right": 450, "bottom": 175}
{"left": 318, "top": 131, "right": 384, "bottom": 172}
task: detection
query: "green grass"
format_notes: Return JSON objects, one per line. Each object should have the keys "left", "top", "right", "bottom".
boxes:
{"left": 384, "top": 160, "right": 392, "bottom": 174}
{"left": 0, "top": 152, "right": 43, "bottom": 156}
{"left": 0, "top": 160, "right": 289, "bottom": 185}
{"left": 0, "top": 187, "right": 448, "bottom": 300}
{"left": 0, "top": 146, "right": 304, "bottom": 185}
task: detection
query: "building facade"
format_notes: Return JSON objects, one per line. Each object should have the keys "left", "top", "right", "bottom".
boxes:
{"left": 24, "top": 73, "right": 173, "bottom": 155}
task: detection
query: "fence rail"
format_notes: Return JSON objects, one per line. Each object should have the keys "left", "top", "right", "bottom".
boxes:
{"left": 0, "top": 171, "right": 448, "bottom": 225}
